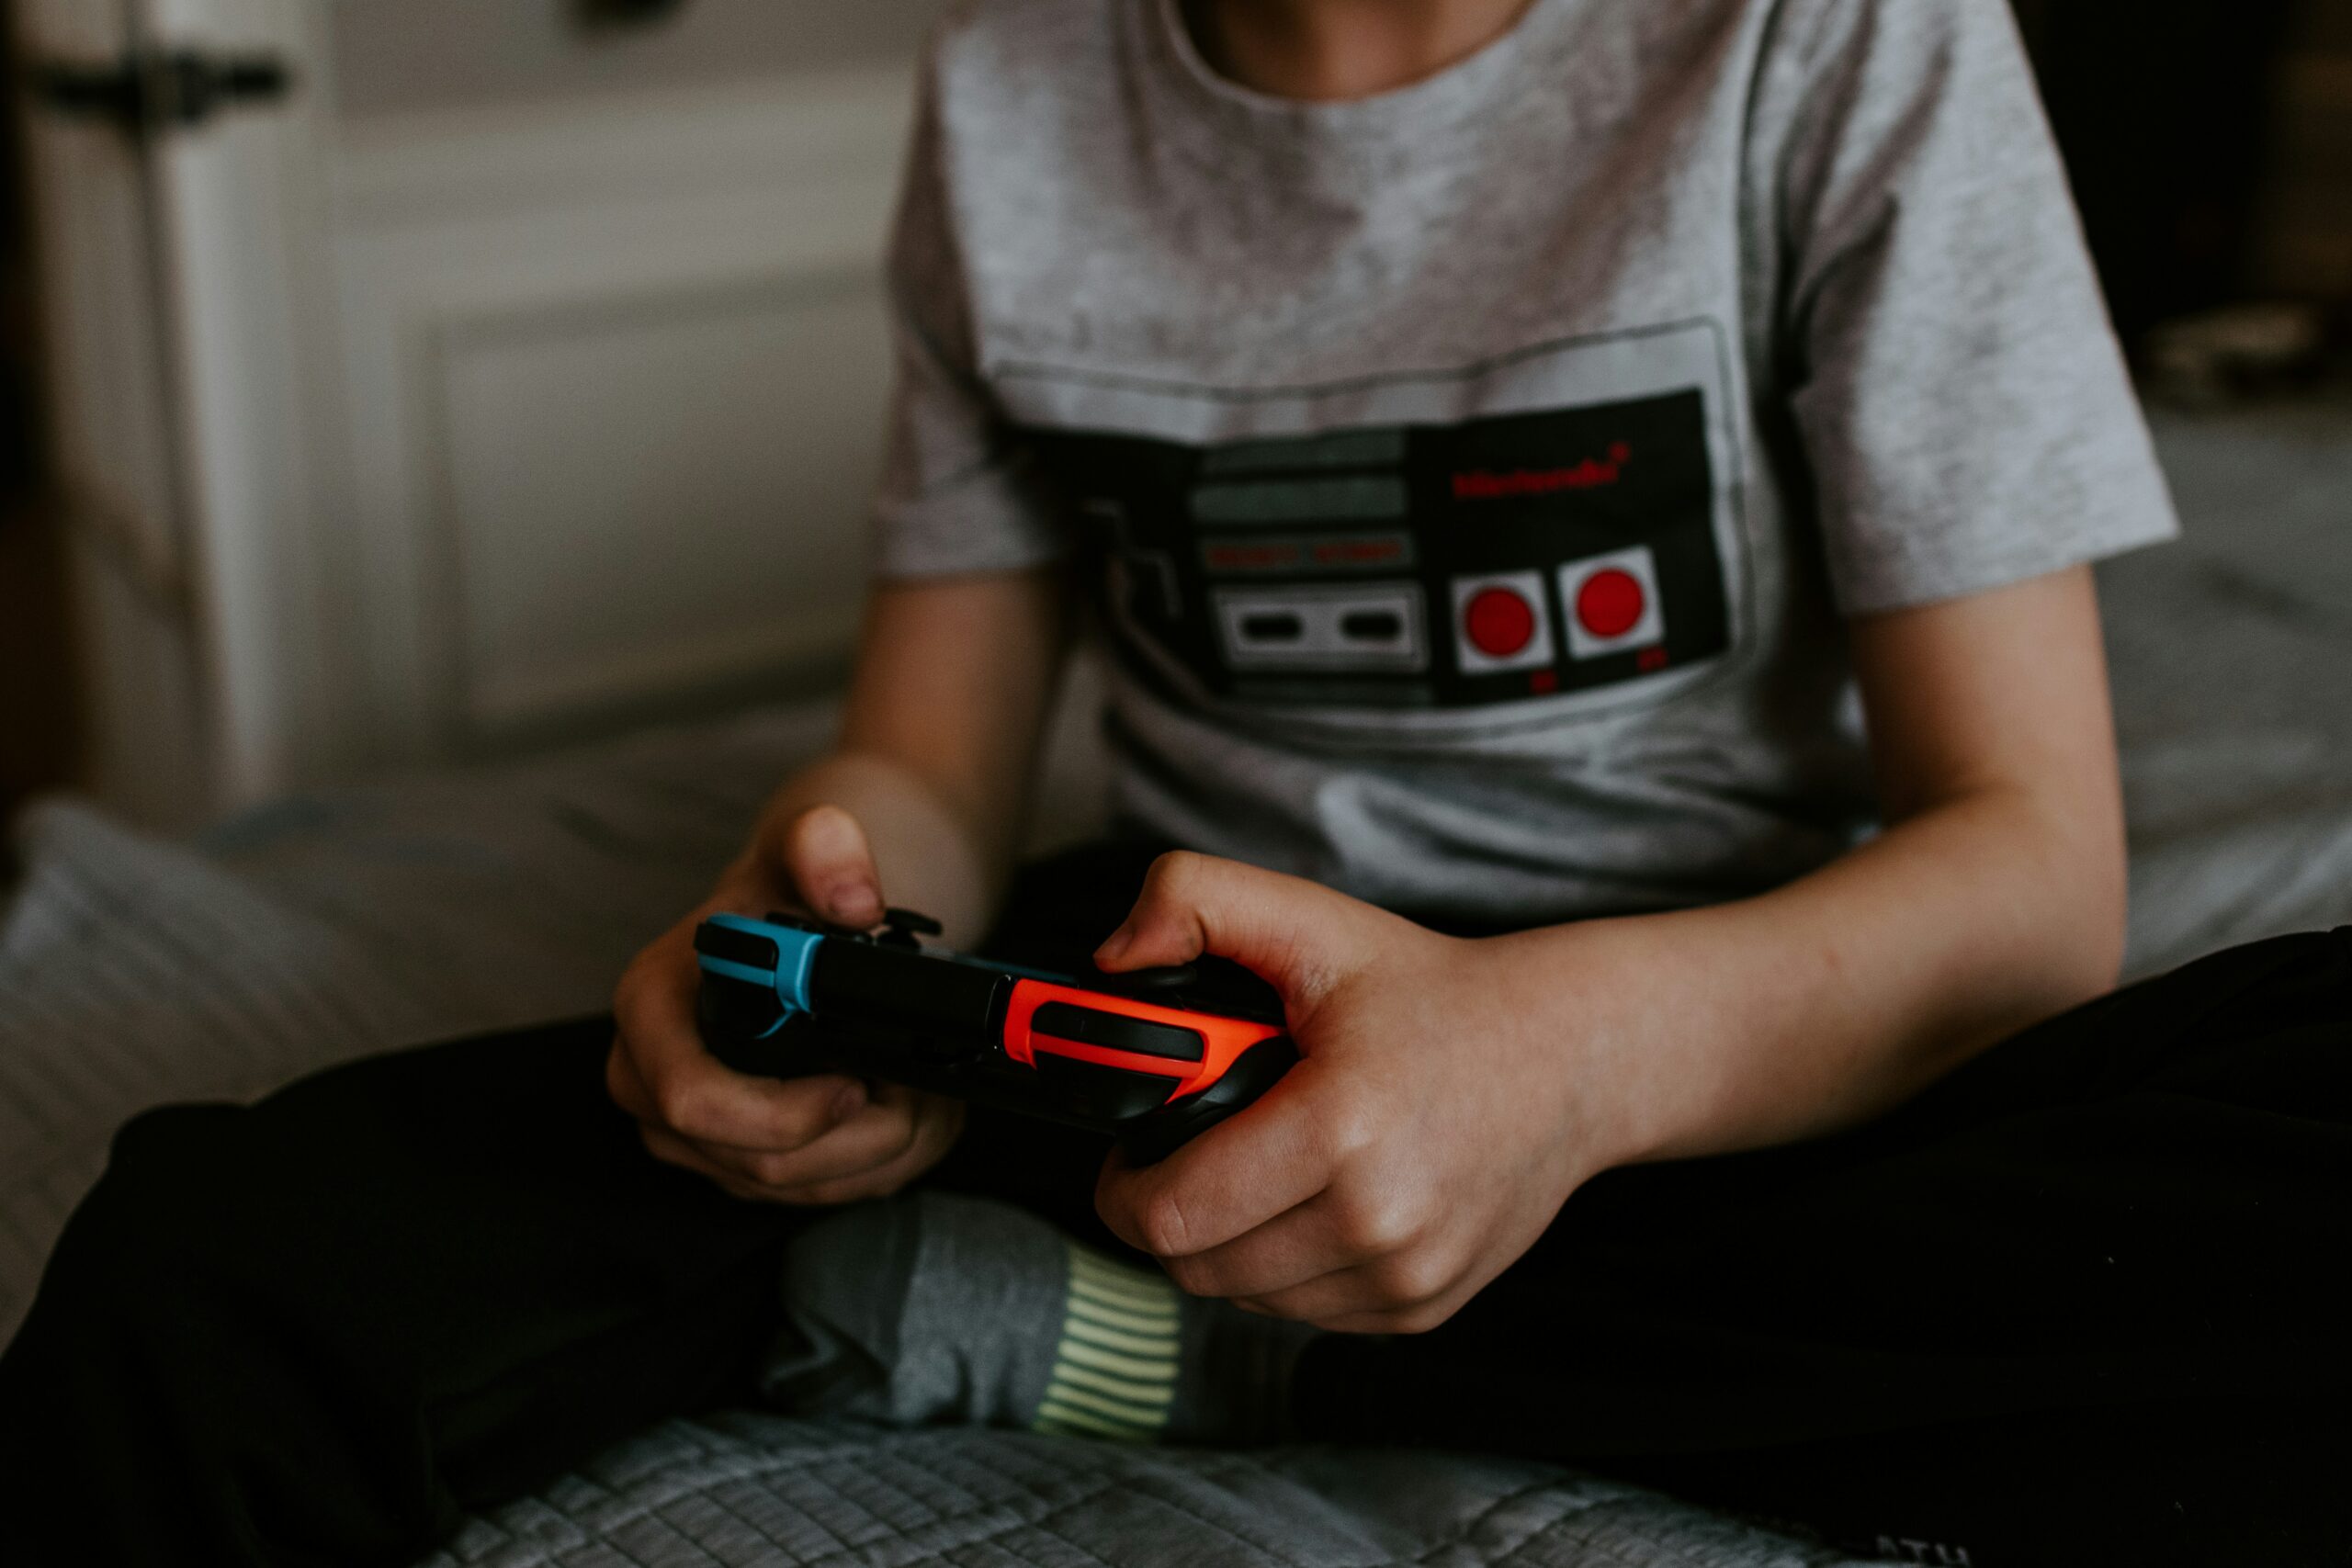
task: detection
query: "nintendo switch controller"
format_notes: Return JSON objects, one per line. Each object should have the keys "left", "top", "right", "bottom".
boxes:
{"left": 693, "top": 908, "right": 1296, "bottom": 1164}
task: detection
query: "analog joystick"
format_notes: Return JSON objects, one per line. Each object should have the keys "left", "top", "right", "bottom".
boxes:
{"left": 877, "top": 908, "right": 944, "bottom": 949}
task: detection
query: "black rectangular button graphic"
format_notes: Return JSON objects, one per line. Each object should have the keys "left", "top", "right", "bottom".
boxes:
{"left": 1031, "top": 1001, "right": 1205, "bottom": 1062}
{"left": 1034, "top": 386, "right": 1729, "bottom": 714}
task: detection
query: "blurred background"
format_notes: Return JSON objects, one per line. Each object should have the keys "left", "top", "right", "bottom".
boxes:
{"left": 0, "top": 0, "right": 2347, "bottom": 834}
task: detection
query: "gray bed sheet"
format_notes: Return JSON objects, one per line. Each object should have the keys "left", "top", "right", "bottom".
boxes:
{"left": 2105, "top": 400, "right": 2352, "bottom": 976}
{"left": 3, "top": 400, "right": 2347, "bottom": 1565}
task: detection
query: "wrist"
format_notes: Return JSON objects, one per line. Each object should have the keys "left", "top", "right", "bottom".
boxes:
{"left": 1472, "top": 916, "right": 1703, "bottom": 1178}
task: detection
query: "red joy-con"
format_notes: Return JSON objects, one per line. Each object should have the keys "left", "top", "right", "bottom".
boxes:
{"left": 1001, "top": 979, "right": 1284, "bottom": 1107}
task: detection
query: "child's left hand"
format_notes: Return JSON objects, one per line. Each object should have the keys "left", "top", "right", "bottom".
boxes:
{"left": 1091, "top": 852, "right": 1642, "bottom": 1334}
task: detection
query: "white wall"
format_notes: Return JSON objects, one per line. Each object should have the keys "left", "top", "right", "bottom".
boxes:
{"left": 25, "top": 0, "right": 954, "bottom": 825}
{"left": 329, "top": 0, "right": 942, "bottom": 121}
{"left": 316, "top": 2, "right": 950, "bottom": 768}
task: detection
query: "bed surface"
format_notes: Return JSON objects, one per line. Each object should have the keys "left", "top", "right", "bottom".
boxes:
{"left": 421, "top": 1416, "right": 1881, "bottom": 1568}
{"left": 4, "top": 400, "right": 2348, "bottom": 1565}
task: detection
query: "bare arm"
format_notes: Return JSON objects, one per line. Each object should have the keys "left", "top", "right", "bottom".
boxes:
{"left": 606, "top": 568, "right": 1070, "bottom": 1203}
{"left": 1506, "top": 562, "right": 2128, "bottom": 1160}
{"left": 1090, "top": 565, "right": 2129, "bottom": 1330}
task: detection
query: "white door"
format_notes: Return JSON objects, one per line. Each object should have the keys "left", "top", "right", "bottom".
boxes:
{"left": 319, "top": 2, "right": 930, "bottom": 766}
{"left": 19, "top": 2, "right": 933, "bottom": 826}
{"left": 15, "top": 0, "right": 332, "bottom": 824}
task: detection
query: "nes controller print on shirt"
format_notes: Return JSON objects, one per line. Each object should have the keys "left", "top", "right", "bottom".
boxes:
{"left": 1000, "top": 320, "right": 1753, "bottom": 731}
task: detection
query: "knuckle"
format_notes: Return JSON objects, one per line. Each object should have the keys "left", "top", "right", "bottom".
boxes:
{"left": 1330, "top": 1186, "right": 1419, "bottom": 1255}
{"left": 1316, "top": 1088, "right": 1385, "bottom": 1164}
{"left": 653, "top": 1077, "right": 711, "bottom": 1136}
{"left": 1146, "top": 850, "right": 1203, "bottom": 902}
{"left": 744, "top": 1151, "right": 802, "bottom": 1188}
{"left": 1136, "top": 1188, "right": 1193, "bottom": 1258}
{"left": 1369, "top": 1247, "right": 1450, "bottom": 1305}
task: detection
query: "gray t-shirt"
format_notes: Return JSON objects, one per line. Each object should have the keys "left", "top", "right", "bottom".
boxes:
{"left": 868, "top": 0, "right": 2177, "bottom": 921}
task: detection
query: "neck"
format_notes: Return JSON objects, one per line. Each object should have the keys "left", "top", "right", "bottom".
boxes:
{"left": 1183, "top": 0, "right": 1536, "bottom": 101}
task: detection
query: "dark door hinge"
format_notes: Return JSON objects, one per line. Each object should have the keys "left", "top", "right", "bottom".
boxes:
{"left": 31, "top": 48, "right": 293, "bottom": 136}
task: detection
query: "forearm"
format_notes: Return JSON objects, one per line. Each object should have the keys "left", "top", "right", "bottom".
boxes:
{"left": 1492, "top": 781, "right": 2127, "bottom": 1168}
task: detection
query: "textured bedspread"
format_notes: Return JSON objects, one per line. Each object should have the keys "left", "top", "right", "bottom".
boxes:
{"left": 422, "top": 1417, "right": 1878, "bottom": 1568}
{"left": 4, "top": 401, "right": 2348, "bottom": 1565}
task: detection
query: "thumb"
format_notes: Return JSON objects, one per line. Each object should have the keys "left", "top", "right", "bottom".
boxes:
{"left": 780, "top": 805, "right": 885, "bottom": 928}
{"left": 1094, "top": 852, "right": 1351, "bottom": 1005}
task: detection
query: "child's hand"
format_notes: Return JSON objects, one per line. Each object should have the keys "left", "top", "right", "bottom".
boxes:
{"left": 1091, "top": 854, "right": 1623, "bottom": 1334}
{"left": 606, "top": 806, "right": 965, "bottom": 1204}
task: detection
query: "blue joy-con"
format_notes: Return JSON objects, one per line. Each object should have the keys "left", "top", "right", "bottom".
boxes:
{"left": 695, "top": 913, "right": 824, "bottom": 1036}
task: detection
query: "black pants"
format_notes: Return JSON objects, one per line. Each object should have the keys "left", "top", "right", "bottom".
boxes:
{"left": 3, "top": 845, "right": 2348, "bottom": 1568}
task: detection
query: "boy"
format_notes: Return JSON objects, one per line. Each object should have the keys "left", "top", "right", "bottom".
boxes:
{"left": 6, "top": 1, "right": 2350, "bottom": 1564}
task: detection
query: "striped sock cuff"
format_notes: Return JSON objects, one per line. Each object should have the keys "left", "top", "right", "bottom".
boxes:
{"left": 1031, "top": 1243, "right": 1182, "bottom": 1442}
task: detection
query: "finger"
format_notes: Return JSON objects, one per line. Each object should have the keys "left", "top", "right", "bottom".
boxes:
{"left": 1095, "top": 1067, "right": 1333, "bottom": 1258}
{"left": 1293, "top": 1281, "right": 1483, "bottom": 1336}
{"left": 614, "top": 1028, "right": 797, "bottom": 1131}
{"left": 1149, "top": 1190, "right": 1362, "bottom": 1300}
{"left": 615, "top": 924, "right": 868, "bottom": 1149}
{"left": 780, "top": 804, "right": 884, "bottom": 928}
{"left": 639, "top": 1124, "right": 777, "bottom": 1203}
{"left": 1233, "top": 1267, "right": 1458, "bottom": 1335}
{"left": 1234, "top": 1254, "right": 1486, "bottom": 1335}
{"left": 763, "top": 1097, "right": 967, "bottom": 1206}
{"left": 647, "top": 1098, "right": 963, "bottom": 1208}
{"left": 1093, "top": 853, "right": 1351, "bottom": 998}
{"left": 606, "top": 1035, "right": 660, "bottom": 1123}
{"left": 698, "top": 1083, "right": 933, "bottom": 1189}
{"left": 645, "top": 1050, "right": 865, "bottom": 1151}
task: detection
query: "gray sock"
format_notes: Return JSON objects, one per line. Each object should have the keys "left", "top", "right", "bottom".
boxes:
{"left": 760, "top": 1190, "right": 1317, "bottom": 1444}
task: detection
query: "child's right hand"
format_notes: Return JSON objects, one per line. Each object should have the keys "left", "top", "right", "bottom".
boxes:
{"left": 605, "top": 805, "right": 967, "bottom": 1203}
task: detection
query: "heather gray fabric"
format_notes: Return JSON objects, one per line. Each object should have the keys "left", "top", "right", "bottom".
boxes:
{"left": 871, "top": 0, "right": 2178, "bottom": 921}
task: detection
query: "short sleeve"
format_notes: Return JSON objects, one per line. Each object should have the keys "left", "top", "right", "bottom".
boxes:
{"left": 1769, "top": 0, "right": 2177, "bottom": 615}
{"left": 867, "top": 53, "right": 1071, "bottom": 579}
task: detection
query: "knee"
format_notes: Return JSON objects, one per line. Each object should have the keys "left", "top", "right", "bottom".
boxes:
{"left": 47, "top": 1101, "right": 267, "bottom": 1305}
{"left": 110, "top": 1098, "right": 249, "bottom": 1177}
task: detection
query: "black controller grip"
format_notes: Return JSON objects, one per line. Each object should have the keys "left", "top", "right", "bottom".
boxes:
{"left": 1114, "top": 1035, "right": 1299, "bottom": 1166}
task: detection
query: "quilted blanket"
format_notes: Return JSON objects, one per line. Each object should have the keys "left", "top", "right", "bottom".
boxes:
{"left": 422, "top": 1417, "right": 1881, "bottom": 1567}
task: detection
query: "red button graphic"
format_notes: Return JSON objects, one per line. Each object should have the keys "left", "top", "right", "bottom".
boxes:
{"left": 1576, "top": 569, "right": 1646, "bottom": 639}
{"left": 1464, "top": 587, "right": 1536, "bottom": 658}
